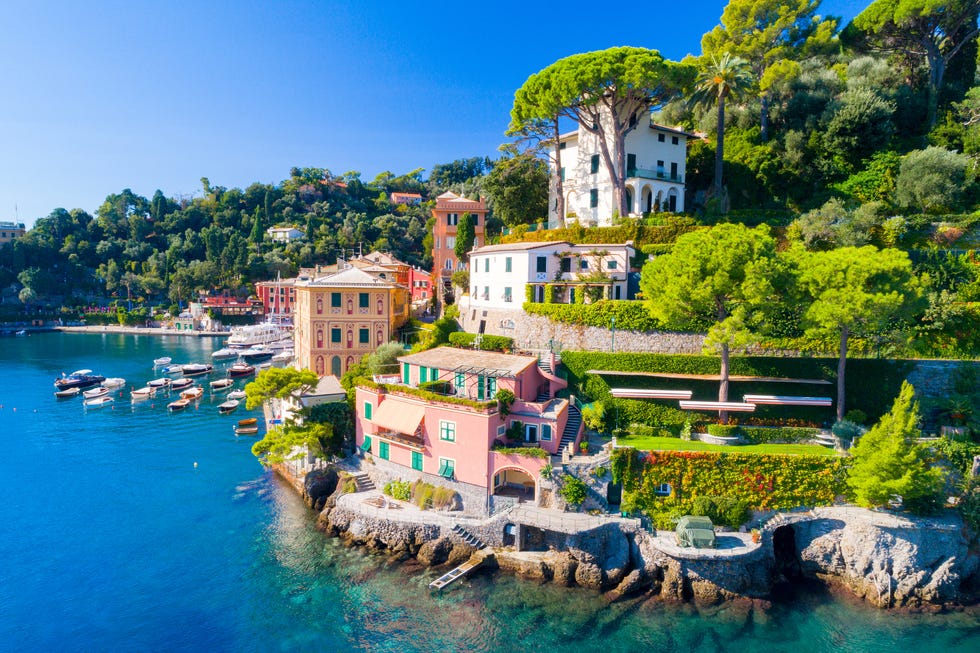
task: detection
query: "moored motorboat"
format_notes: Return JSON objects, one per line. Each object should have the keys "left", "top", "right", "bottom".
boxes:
{"left": 211, "top": 348, "right": 239, "bottom": 361}
{"left": 82, "top": 386, "right": 109, "bottom": 399}
{"left": 234, "top": 417, "right": 259, "bottom": 435}
{"left": 218, "top": 399, "right": 240, "bottom": 414}
{"left": 181, "top": 363, "right": 213, "bottom": 377}
{"left": 170, "top": 378, "right": 195, "bottom": 391}
{"left": 180, "top": 386, "right": 204, "bottom": 401}
{"left": 54, "top": 387, "right": 81, "bottom": 398}
{"left": 83, "top": 395, "right": 114, "bottom": 408}
{"left": 54, "top": 369, "right": 106, "bottom": 391}
{"left": 227, "top": 389, "right": 246, "bottom": 401}
{"left": 153, "top": 356, "right": 172, "bottom": 367}
{"left": 226, "top": 322, "right": 291, "bottom": 349}
{"left": 210, "top": 378, "right": 234, "bottom": 392}
{"left": 131, "top": 386, "right": 156, "bottom": 400}
{"left": 240, "top": 346, "right": 273, "bottom": 363}
{"left": 160, "top": 364, "right": 182, "bottom": 374}
{"left": 271, "top": 349, "right": 293, "bottom": 365}
{"left": 148, "top": 377, "right": 172, "bottom": 388}
{"left": 228, "top": 363, "right": 255, "bottom": 378}
{"left": 102, "top": 377, "right": 126, "bottom": 389}
{"left": 168, "top": 398, "right": 191, "bottom": 411}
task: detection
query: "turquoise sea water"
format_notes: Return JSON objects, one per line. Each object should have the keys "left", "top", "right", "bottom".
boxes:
{"left": 1, "top": 332, "right": 978, "bottom": 652}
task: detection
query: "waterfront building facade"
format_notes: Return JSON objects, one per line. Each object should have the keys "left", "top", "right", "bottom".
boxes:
{"left": 548, "top": 110, "right": 692, "bottom": 227}
{"left": 354, "top": 346, "right": 580, "bottom": 515}
{"left": 255, "top": 277, "right": 297, "bottom": 322}
{"left": 0, "top": 221, "right": 26, "bottom": 244}
{"left": 431, "top": 192, "right": 487, "bottom": 302}
{"left": 293, "top": 266, "right": 410, "bottom": 377}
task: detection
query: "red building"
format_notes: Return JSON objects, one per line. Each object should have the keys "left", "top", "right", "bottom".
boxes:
{"left": 255, "top": 278, "right": 297, "bottom": 322}
{"left": 407, "top": 267, "right": 432, "bottom": 304}
{"left": 431, "top": 192, "right": 487, "bottom": 302}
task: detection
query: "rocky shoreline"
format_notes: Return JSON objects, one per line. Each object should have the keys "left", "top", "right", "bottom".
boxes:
{"left": 282, "top": 463, "right": 980, "bottom": 610}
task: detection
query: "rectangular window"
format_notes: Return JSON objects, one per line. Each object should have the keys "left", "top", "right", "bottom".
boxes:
{"left": 497, "top": 425, "right": 506, "bottom": 437}
{"left": 658, "top": 133, "right": 665, "bottom": 142}
{"left": 331, "top": 292, "right": 341, "bottom": 307}
{"left": 580, "top": 259, "right": 589, "bottom": 271}
{"left": 559, "top": 141, "right": 566, "bottom": 150}
{"left": 364, "top": 402, "right": 373, "bottom": 420}
{"left": 484, "top": 258, "right": 489, "bottom": 272}
{"left": 487, "top": 376, "right": 496, "bottom": 400}
{"left": 411, "top": 450, "right": 423, "bottom": 471}
{"left": 560, "top": 167, "right": 565, "bottom": 181}
{"left": 626, "top": 153, "right": 636, "bottom": 174}
{"left": 536, "top": 256, "right": 547, "bottom": 273}
{"left": 379, "top": 441, "right": 390, "bottom": 460}
{"left": 505, "top": 257, "right": 512, "bottom": 273}
{"left": 429, "top": 367, "right": 439, "bottom": 381}
{"left": 672, "top": 136, "right": 679, "bottom": 145}
{"left": 447, "top": 213, "right": 458, "bottom": 226}
{"left": 670, "top": 162, "right": 678, "bottom": 179}
{"left": 359, "top": 293, "right": 369, "bottom": 308}
{"left": 439, "top": 420, "right": 456, "bottom": 442}
{"left": 446, "top": 235, "right": 456, "bottom": 249}
{"left": 419, "top": 366, "right": 428, "bottom": 383}
{"left": 607, "top": 259, "right": 617, "bottom": 270}
{"left": 454, "top": 372, "right": 465, "bottom": 393}
{"left": 477, "top": 375, "right": 486, "bottom": 400}
{"left": 483, "top": 286, "right": 489, "bottom": 300}
{"left": 590, "top": 154, "right": 599, "bottom": 174}
{"left": 503, "top": 287, "right": 512, "bottom": 303}
{"left": 359, "top": 328, "right": 369, "bottom": 344}
{"left": 437, "top": 458, "right": 455, "bottom": 479}
{"left": 331, "top": 328, "right": 341, "bottom": 343}
{"left": 590, "top": 189, "right": 598, "bottom": 208}
{"left": 472, "top": 214, "right": 479, "bottom": 226}
{"left": 560, "top": 257, "right": 571, "bottom": 273}
{"left": 434, "top": 237, "right": 440, "bottom": 249}
{"left": 542, "top": 424, "right": 552, "bottom": 441}
{"left": 402, "top": 362, "right": 409, "bottom": 385}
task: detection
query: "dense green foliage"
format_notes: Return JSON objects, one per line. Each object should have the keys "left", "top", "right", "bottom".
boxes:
{"left": 447, "top": 332, "right": 514, "bottom": 351}
{"left": 847, "top": 382, "right": 947, "bottom": 514}
{"left": 524, "top": 300, "right": 661, "bottom": 331}
{"left": 611, "top": 447, "right": 846, "bottom": 528}
{"left": 244, "top": 367, "right": 318, "bottom": 411}
{"left": 251, "top": 422, "right": 331, "bottom": 465}
{"left": 558, "top": 475, "right": 588, "bottom": 507}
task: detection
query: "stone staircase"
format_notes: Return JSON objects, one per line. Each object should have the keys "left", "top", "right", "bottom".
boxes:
{"left": 352, "top": 472, "right": 376, "bottom": 492}
{"left": 451, "top": 524, "right": 486, "bottom": 549}
{"left": 559, "top": 403, "right": 582, "bottom": 453}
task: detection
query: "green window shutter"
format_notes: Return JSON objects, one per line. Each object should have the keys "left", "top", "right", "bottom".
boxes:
{"left": 379, "top": 441, "right": 389, "bottom": 460}
{"left": 590, "top": 154, "right": 599, "bottom": 174}
{"left": 429, "top": 367, "right": 439, "bottom": 381}
{"left": 487, "top": 377, "right": 496, "bottom": 399}
{"left": 359, "top": 292, "right": 369, "bottom": 308}
{"left": 364, "top": 402, "right": 372, "bottom": 420}
{"left": 402, "top": 362, "right": 409, "bottom": 385}
{"left": 360, "top": 436, "right": 372, "bottom": 452}
{"left": 411, "top": 450, "right": 423, "bottom": 471}
{"left": 331, "top": 328, "right": 341, "bottom": 343}
{"left": 331, "top": 292, "right": 341, "bottom": 307}
{"left": 477, "top": 375, "right": 485, "bottom": 400}
{"left": 420, "top": 366, "right": 428, "bottom": 383}
{"left": 454, "top": 372, "right": 464, "bottom": 392}
{"left": 359, "top": 328, "right": 369, "bottom": 344}
{"left": 437, "top": 459, "right": 455, "bottom": 478}
{"left": 542, "top": 424, "right": 552, "bottom": 441}
{"left": 505, "top": 257, "right": 512, "bottom": 272}
{"left": 590, "top": 189, "right": 598, "bottom": 208}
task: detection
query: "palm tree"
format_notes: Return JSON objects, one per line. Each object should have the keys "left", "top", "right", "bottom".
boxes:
{"left": 688, "top": 53, "right": 753, "bottom": 204}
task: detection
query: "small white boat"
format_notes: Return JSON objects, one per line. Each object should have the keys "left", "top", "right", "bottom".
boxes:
{"left": 102, "top": 377, "right": 126, "bottom": 389}
{"left": 153, "top": 357, "right": 172, "bottom": 366}
{"left": 84, "top": 395, "right": 114, "bottom": 408}
{"left": 131, "top": 386, "right": 156, "bottom": 400}
{"left": 54, "top": 387, "right": 81, "bottom": 398}
{"left": 211, "top": 348, "right": 239, "bottom": 361}
{"left": 160, "top": 364, "right": 182, "bottom": 374}
{"left": 168, "top": 398, "right": 191, "bottom": 411}
{"left": 82, "top": 386, "right": 109, "bottom": 399}
{"left": 170, "top": 378, "right": 195, "bottom": 391}
{"left": 228, "top": 363, "right": 255, "bottom": 378}
{"left": 180, "top": 386, "right": 204, "bottom": 401}
{"left": 218, "top": 399, "right": 240, "bottom": 414}
{"left": 210, "top": 378, "right": 234, "bottom": 392}
{"left": 227, "top": 389, "right": 246, "bottom": 401}
{"left": 148, "top": 377, "right": 172, "bottom": 388}
{"left": 240, "top": 346, "right": 273, "bottom": 363}
{"left": 181, "top": 363, "right": 213, "bottom": 377}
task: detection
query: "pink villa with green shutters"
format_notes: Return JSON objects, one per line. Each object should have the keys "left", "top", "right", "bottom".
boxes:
{"left": 354, "top": 346, "right": 581, "bottom": 515}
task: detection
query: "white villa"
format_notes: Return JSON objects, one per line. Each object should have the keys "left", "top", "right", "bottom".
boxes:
{"left": 548, "top": 111, "right": 692, "bottom": 228}
{"left": 466, "top": 240, "right": 635, "bottom": 311}
{"left": 267, "top": 226, "right": 305, "bottom": 243}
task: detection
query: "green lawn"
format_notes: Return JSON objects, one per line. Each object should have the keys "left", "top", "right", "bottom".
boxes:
{"left": 617, "top": 436, "right": 839, "bottom": 456}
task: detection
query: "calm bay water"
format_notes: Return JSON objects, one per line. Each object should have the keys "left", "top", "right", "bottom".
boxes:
{"left": 0, "top": 332, "right": 978, "bottom": 652}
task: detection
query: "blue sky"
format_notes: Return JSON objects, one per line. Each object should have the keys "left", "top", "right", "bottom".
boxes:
{"left": 1, "top": 0, "right": 862, "bottom": 228}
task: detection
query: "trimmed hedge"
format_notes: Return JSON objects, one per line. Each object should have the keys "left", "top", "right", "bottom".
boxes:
{"left": 705, "top": 424, "right": 741, "bottom": 438}
{"left": 448, "top": 331, "right": 514, "bottom": 352}
{"left": 499, "top": 217, "right": 701, "bottom": 248}
{"left": 524, "top": 300, "right": 662, "bottom": 331}
{"left": 740, "top": 426, "right": 821, "bottom": 444}
{"left": 561, "top": 351, "right": 914, "bottom": 429}
{"left": 611, "top": 447, "right": 846, "bottom": 528}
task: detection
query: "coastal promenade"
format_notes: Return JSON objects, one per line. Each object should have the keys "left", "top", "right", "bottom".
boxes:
{"left": 55, "top": 325, "right": 230, "bottom": 337}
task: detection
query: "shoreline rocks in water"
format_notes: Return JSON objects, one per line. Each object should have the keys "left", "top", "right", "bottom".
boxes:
{"left": 282, "top": 464, "right": 980, "bottom": 609}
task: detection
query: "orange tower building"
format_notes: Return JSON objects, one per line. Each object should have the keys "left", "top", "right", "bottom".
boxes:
{"left": 430, "top": 192, "right": 487, "bottom": 303}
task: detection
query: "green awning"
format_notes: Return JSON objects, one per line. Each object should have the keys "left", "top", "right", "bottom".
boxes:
{"left": 437, "top": 460, "right": 454, "bottom": 479}
{"left": 359, "top": 436, "right": 372, "bottom": 452}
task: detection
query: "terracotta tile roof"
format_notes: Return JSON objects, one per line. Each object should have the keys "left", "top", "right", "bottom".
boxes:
{"left": 398, "top": 346, "right": 537, "bottom": 378}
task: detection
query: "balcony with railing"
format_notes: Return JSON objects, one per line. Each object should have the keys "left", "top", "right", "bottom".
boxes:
{"left": 627, "top": 167, "right": 683, "bottom": 183}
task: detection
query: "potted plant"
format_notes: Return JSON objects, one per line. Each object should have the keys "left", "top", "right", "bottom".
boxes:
{"left": 579, "top": 440, "right": 589, "bottom": 454}
{"left": 751, "top": 528, "right": 761, "bottom": 544}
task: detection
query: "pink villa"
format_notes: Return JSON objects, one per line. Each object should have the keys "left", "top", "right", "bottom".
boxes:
{"left": 354, "top": 346, "right": 582, "bottom": 515}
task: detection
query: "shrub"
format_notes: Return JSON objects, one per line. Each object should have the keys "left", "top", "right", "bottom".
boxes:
{"left": 706, "top": 424, "right": 742, "bottom": 438}
{"left": 495, "top": 388, "right": 515, "bottom": 416}
{"left": 896, "top": 147, "right": 971, "bottom": 213}
{"left": 447, "top": 332, "right": 514, "bottom": 352}
{"left": 383, "top": 480, "right": 412, "bottom": 501}
{"left": 844, "top": 409, "right": 868, "bottom": 425}
{"left": 524, "top": 300, "right": 661, "bottom": 332}
{"left": 591, "top": 466, "right": 608, "bottom": 479}
{"left": 412, "top": 480, "right": 435, "bottom": 509}
{"left": 340, "top": 474, "right": 358, "bottom": 494}
{"left": 419, "top": 380, "right": 452, "bottom": 395}
{"left": 432, "top": 486, "right": 458, "bottom": 510}
{"left": 540, "top": 463, "right": 553, "bottom": 479}
{"left": 559, "top": 475, "right": 588, "bottom": 507}
{"left": 581, "top": 401, "right": 606, "bottom": 431}
{"left": 740, "top": 426, "right": 820, "bottom": 444}
{"left": 831, "top": 419, "right": 864, "bottom": 447}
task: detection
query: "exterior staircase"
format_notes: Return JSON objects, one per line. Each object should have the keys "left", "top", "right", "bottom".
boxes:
{"left": 559, "top": 403, "right": 582, "bottom": 453}
{"left": 451, "top": 524, "right": 486, "bottom": 550}
{"left": 352, "top": 472, "right": 376, "bottom": 492}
